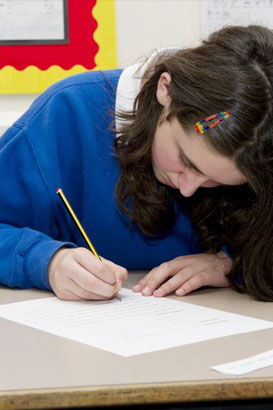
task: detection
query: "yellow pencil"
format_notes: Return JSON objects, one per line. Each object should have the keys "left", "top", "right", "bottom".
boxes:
{"left": 56, "top": 188, "right": 121, "bottom": 300}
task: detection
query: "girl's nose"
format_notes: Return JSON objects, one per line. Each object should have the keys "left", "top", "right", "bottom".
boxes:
{"left": 178, "top": 172, "right": 207, "bottom": 197}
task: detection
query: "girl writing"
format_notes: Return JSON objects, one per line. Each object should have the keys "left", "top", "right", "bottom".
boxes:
{"left": 0, "top": 25, "right": 272, "bottom": 301}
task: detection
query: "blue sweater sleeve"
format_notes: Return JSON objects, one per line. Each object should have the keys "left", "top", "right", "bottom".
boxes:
{"left": 0, "top": 126, "right": 76, "bottom": 290}
{"left": 0, "top": 70, "right": 120, "bottom": 290}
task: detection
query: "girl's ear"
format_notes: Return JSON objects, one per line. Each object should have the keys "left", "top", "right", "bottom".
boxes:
{"left": 156, "top": 72, "right": 172, "bottom": 107}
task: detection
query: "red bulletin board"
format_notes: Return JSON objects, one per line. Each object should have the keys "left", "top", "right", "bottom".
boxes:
{"left": 0, "top": 0, "right": 98, "bottom": 70}
{"left": 0, "top": 0, "right": 117, "bottom": 93}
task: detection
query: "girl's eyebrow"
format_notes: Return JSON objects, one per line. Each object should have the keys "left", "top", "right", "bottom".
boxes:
{"left": 179, "top": 148, "right": 206, "bottom": 176}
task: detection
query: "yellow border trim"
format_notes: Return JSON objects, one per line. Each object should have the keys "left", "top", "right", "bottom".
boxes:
{"left": 0, "top": 0, "right": 117, "bottom": 94}
{"left": 93, "top": 0, "right": 117, "bottom": 70}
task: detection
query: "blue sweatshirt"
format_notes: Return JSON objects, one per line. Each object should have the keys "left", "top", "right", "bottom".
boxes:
{"left": 0, "top": 69, "right": 202, "bottom": 291}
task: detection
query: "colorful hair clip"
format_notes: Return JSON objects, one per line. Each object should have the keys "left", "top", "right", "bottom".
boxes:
{"left": 195, "top": 111, "right": 231, "bottom": 134}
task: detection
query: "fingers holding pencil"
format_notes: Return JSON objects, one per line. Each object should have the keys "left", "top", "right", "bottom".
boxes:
{"left": 55, "top": 188, "right": 125, "bottom": 301}
{"left": 48, "top": 247, "right": 127, "bottom": 301}
{"left": 101, "top": 256, "right": 128, "bottom": 288}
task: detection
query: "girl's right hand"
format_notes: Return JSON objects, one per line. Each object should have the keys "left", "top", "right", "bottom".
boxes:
{"left": 48, "top": 247, "right": 128, "bottom": 301}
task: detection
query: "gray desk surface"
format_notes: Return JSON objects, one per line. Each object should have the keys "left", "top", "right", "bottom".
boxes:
{"left": 1, "top": 272, "right": 273, "bottom": 410}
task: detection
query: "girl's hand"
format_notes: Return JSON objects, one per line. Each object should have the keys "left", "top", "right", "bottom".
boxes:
{"left": 132, "top": 251, "right": 232, "bottom": 297}
{"left": 48, "top": 247, "right": 128, "bottom": 301}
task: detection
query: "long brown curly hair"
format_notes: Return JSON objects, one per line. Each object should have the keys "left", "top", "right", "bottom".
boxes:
{"left": 114, "top": 25, "right": 273, "bottom": 301}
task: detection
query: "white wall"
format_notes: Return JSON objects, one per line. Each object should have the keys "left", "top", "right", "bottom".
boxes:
{"left": 0, "top": 0, "right": 201, "bottom": 134}
{"left": 115, "top": 0, "right": 201, "bottom": 67}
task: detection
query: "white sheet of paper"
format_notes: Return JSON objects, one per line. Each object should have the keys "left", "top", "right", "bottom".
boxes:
{"left": 0, "top": 289, "right": 272, "bottom": 357}
{"left": 0, "top": 0, "right": 65, "bottom": 41}
{"left": 211, "top": 349, "right": 273, "bottom": 375}
{"left": 201, "top": 0, "right": 273, "bottom": 39}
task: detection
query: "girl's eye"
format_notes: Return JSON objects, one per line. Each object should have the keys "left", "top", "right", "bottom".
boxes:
{"left": 179, "top": 153, "right": 191, "bottom": 168}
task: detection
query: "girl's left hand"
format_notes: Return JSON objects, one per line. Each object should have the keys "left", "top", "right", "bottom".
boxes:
{"left": 132, "top": 251, "right": 232, "bottom": 297}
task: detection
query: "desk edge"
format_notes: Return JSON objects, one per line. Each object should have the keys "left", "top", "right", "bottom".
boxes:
{"left": 1, "top": 378, "right": 273, "bottom": 409}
